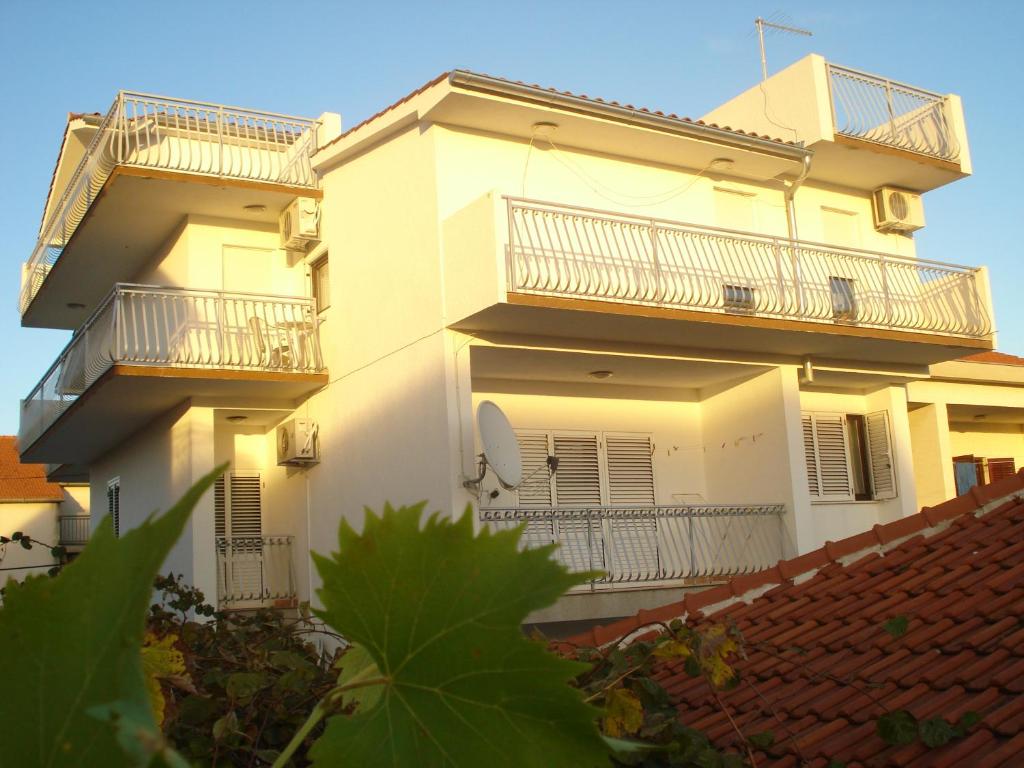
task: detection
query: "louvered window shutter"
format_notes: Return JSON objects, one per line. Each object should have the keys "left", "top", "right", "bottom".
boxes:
{"left": 865, "top": 411, "right": 897, "bottom": 500}
{"left": 552, "top": 435, "right": 603, "bottom": 505}
{"left": 515, "top": 432, "right": 554, "bottom": 507}
{"left": 107, "top": 479, "right": 120, "bottom": 538}
{"left": 988, "top": 458, "right": 1016, "bottom": 483}
{"left": 804, "top": 414, "right": 854, "bottom": 501}
{"left": 214, "top": 475, "right": 226, "bottom": 539}
{"left": 605, "top": 435, "right": 656, "bottom": 505}
{"left": 551, "top": 434, "right": 603, "bottom": 573}
{"left": 802, "top": 415, "right": 821, "bottom": 497}
{"left": 228, "top": 472, "right": 263, "bottom": 539}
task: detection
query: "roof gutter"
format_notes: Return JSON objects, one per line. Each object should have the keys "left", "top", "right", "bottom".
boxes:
{"left": 448, "top": 70, "right": 812, "bottom": 162}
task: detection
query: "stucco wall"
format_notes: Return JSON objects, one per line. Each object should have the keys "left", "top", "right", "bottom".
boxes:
{"left": 0, "top": 501, "right": 60, "bottom": 588}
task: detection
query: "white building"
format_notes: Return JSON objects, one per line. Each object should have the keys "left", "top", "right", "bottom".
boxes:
{"left": 0, "top": 436, "right": 89, "bottom": 588}
{"left": 15, "top": 57, "right": 1019, "bottom": 629}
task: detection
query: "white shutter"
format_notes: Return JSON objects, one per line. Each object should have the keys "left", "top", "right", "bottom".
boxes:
{"left": 605, "top": 435, "right": 656, "bottom": 505}
{"left": 802, "top": 415, "right": 821, "bottom": 497}
{"left": 865, "top": 411, "right": 897, "bottom": 500}
{"left": 214, "top": 475, "right": 226, "bottom": 539}
{"left": 804, "top": 413, "right": 854, "bottom": 501}
{"left": 107, "top": 478, "right": 120, "bottom": 538}
{"left": 552, "top": 434, "right": 602, "bottom": 506}
{"left": 515, "top": 432, "right": 554, "bottom": 507}
{"left": 227, "top": 472, "right": 263, "bottom": 538}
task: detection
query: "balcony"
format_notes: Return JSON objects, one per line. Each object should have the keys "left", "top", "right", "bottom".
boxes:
{"left": 21, "top": 92, "right": 327, "bottom": 328}
{"left": 479, "top": 504, "right": 786, "bottom": 587}
{"left": 444, "top": 196, "right": 992, "bottom": 365}
{"left": 58, "top": 516, "right": 90, "bottom": 548}
{"left": 217, "top": 535, "right": 297, "bottom": 609}
{"left": 19, "top": 285, "right": 326, "bottom": 464}
{"left": 827, "top": 64, "right": 958, "bottom": 162}
{"left": 702, "top": 54, "right": 970, "bottom": 192}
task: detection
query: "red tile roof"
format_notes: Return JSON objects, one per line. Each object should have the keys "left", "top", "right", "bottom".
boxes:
{"left": 960, "top": 351, "right": 1024, "bottom": 366}
{"left": 0, "top": 436, "right": 63, "bottom": 503}
{"left": 566, "top": 471, "right": 1024, "bottom": 766}
{"left": 318, "top": 70, "right": 798, "bottom": 154}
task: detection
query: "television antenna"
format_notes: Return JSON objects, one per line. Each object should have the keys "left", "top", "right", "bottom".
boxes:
{"left": 464, "top": 401, "right": 523, "bottom": 492}
{"left": 755, "top": 15, "right": 812, "bottom": 81}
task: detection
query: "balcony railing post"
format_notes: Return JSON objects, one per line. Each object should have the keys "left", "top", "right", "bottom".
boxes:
{"left": 650, "top": 218, "right": 662, "bottom": 303}
{"left": 688, "top": 511, "right": 695, "bottom": 578}
{"left": 217, "top": 106, "right": 225, "bottom": 178}
{"left": 885, "top": 80, "right": 898, "bottom": 144}
{"left": 880, "top": 255, "right": 892, "bottom": 327}
{"left": 506, "top": 197, "right": 516, "bottom": 291}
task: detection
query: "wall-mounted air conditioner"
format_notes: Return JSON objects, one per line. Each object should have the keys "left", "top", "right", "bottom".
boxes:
{"left": 279, "top": 197, "right": 320, "bottom": 250}
{"left": 872, "top": 187, "right": 925, "bottom": 233}
{"left": 277, "top": 418, "right": 319, "bottom": 465}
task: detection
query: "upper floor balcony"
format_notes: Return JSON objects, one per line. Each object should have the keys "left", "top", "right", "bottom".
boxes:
{"left": 444, "top": 196, "right": 993, "bottom": 366}
{"left": 703, "top": 55, "right": 971, "bottom": 192}
{"left": 19, "top": 284, "right": 326, "bottom": 464}
{"left": 21, "top": 92, "right": 334, "bottom": 328}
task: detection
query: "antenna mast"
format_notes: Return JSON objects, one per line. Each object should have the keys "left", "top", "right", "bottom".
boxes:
{"left": 755, "top": 16, "right": 813, "bottom": 81}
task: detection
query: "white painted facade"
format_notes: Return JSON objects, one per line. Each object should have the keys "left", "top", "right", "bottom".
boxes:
{"left": 17, "top": 57, "right": 1011, "bottom": 625}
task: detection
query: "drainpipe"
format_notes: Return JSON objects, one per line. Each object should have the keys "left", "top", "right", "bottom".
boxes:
{"left": 784, "top": 154, "right": 813, "bottom": 240}
{"left": 784, "top": 154, "right": 813, "bottom": 315}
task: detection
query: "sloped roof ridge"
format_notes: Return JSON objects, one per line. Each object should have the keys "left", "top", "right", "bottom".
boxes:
{"left": 569, "top": 469, "right": 1024, "bottom": 649}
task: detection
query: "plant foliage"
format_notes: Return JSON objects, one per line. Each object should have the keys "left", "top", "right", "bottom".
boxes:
{"left": 0, "top": 466, "right": 222, "bottom": 768}
{"left": 308, "top": 502, "right": 609, "bottom": 767}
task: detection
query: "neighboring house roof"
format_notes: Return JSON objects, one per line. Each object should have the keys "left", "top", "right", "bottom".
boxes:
{"left": 319, "top": 70, "right": 799, "bottom": 154}
{"left": 0, "top": 436, "right": 63, "bottom": 503}
{"left": 960, "top": 351, "right": 1024, "bottom": 366}
{"left": 567, "top": 471, "right": 1024, "bottom": 767}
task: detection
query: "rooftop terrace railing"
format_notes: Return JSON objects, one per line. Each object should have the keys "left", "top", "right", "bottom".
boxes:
{"left": 827, "top": 64, "right": 959, "bottom": 161}
{"left": 479, "top": 504, "right": 787, "bottom": 585}
{"left": 19, "top": 284, "right": 323, "bottom": 451}
{"left": 506, "top": 198, "right": 990, "bottom": 339}
{"left": 20, "top": 92, "right": 321, "bottom": 313}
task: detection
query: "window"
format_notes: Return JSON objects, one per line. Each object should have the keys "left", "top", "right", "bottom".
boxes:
{"left": 830, "top": 276, "right": 856, "bottom": 321}
{"left": 312, "top": 255, "right": 330, "bottom": 314}
{"left": 953, "top": 456, "right": 1016, "bottom": 494}
{"left": 802, "top": 412, "right": 896, "bottom": 502}
{"left": 723, "top": 284, "right": 756, "bottom": 312}
{"left": 106, "top": 478, "right": 121, "bottom": 537}
{"left": 214, "top": 471, "right": 263, "bottom": 540}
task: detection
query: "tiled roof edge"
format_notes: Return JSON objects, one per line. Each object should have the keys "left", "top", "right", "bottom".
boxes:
{"left": 561, "top": 469, "right": 1024, "bottom": 650}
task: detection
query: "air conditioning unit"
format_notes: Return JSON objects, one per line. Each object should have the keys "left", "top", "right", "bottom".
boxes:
{"left": 277, "top": 418, "right": 319, "bottom": 465}
{"left": 279, "top": 197, "right": 320, "bottom": 250}
{"left": 872, "top": 187, "right": 925, "bottom": 233}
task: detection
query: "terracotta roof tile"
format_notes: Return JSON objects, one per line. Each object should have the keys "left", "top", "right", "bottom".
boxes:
{"left": 0, "top": 436, "right": 63, "bottom": 502}
{"left": 960, "top": 350, "right": 1024, "bottom": 366}
{"left": 566, "top": 470, "right": 1024, "bottom": 765}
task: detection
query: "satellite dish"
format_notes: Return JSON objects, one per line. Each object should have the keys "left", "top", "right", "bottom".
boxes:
{"left": 476, "top": 401, "right": 522, "bottom": 490}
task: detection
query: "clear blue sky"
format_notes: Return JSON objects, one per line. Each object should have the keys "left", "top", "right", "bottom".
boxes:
{"left": 1, "top": 0, "right": 1021, "bottom": 435}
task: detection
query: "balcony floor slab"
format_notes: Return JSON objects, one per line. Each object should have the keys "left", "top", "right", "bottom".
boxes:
{"left": 21, "top": 364, "right": 326, "bottom": 465}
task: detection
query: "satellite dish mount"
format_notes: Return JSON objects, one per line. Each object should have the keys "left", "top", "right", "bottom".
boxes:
{"left": 464, "top": 401, "right": 524, "bottom": 494}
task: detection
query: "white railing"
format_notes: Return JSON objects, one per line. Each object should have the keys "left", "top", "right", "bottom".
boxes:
{"left": 20, "top": 92, "right": 321, "bottom": 314}
{"left": 506, "top": 198, "right": 990, "bottom": 339}
{"left": 216, "top": 535, "right": 296, "bottom": 608}
{"left": 58, "top": 516, "right": 90, "bottom": 546}
{"left": 827, "top": 64, "right": 958, "bottom": 161}
{"left": 479, "top": 504, "right": 786, "bottom": 586}
{"left": 19, "top": 284, "right": 323, "bottom": 450}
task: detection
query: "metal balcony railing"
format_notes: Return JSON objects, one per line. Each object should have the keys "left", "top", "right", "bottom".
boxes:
{"left": 58, "top": 516, "right": 90, "bottom": 546}
{"left": 479, "top": 504, "right": 786, "bottom": 585}
{"left": 20, "top": 92, "right": 321, "bottom": 314}
{"left": 19, "top": 284, "right": 323, "bottom": 450}
{"left": 506, "top": 199, "right": 990, "bottom": 339}
{"left": 216, "top": 535, "right": 296, "bottom": 608}
{"left": 827, "top": 64, "right": 958, "bottom": 161}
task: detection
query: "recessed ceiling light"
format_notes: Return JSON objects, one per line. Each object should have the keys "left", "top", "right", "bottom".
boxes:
{"left": 710, "top": 157, "right": 735, "bottom": 169}
{"left": 226, "top": 415, "right": 248, "bottom": 423}
{"left": 588, "top": 370, "right": 614, "bottom": 380}
{"left": 243, "top": 204, "right": 267, "bottom": 214}
{"left": 532, "top": 121, "right": 559, "bottom": 137}
{"left": 974, "top": 414, "right": 987, "bottom": 420}
{"left": 66, "top": 302, "right": 86, "bottom": 309}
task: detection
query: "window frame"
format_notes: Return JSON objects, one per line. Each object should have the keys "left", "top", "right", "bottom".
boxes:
{"left": 311, "top": 254, "right": 330, "bottom": 314}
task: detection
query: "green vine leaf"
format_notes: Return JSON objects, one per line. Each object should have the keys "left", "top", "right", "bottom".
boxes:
{"left": 747, "top": 730, "right": 775, "bottom": 749}
{"left": 0, "top": 465, "right": 223, "bottom": 767}
{"left": 877, "top": 709, "right": 918, "bottom": 746}
{"left": 308, "top": 503, "right": 607, "bottom": 767}
{"left": 882, "top": 615, "right": 909, "bottom": 638}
